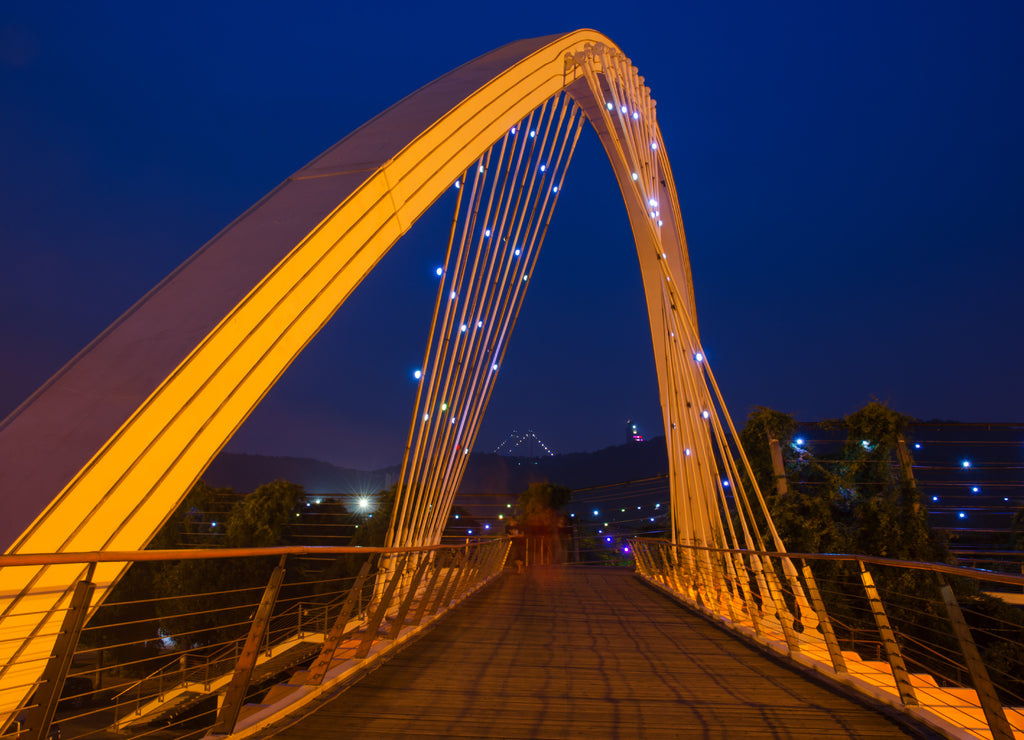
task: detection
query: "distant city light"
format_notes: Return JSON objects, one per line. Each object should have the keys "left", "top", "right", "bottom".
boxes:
{"left": 685, "top": 448, "right": 692, "bottom": 456}
{"left": 514, "top": 249, "right": 521, "bottom": 256}
{"left": 454, "top": 514, "right": 459, "bottom": 519}
{"left": 450, "top": 290, "right": 457, "bottom": 300}
{"left": 972, "top": 486, "right": 980, "bottom": 493}
{"left": 435, "top": 267, "right": 443, "bottom": 276}
{"left": 621, "top": 105, "right": 627, "bottom": 113}
{"left": 631, "top": 172, "right": 638, "bottom": 181}
{"left": 510, "top": 127, "right": 516, "bottom": 134}
{"left": 593, "top": 509, "right": 599, "bottom": 516}
{"left": 460, "top": 324, "right": 467, "bottom": 333}
{"left": 914, "top": 443, "right": 922, "bottom": 449}
{"left": 552, "top": 186, "right": 558, "bottom": 193}
{"left": 413, "top": 369, "right": 422, "bottom": 380}
{"left": 702, "top": 410, "right": 710, "bottom": 419}
{"left": 632, "top": 111, "right": 639, "bottom": 120}
{"left": 606, "top": 102, "right": 614, "bottom": 110}
{"left": 485, "top": 228, "right": 491, "bottom": 237}
{"left": 529, "top": 130, "right": 536, "bottom": 138}
{"left": 358, "top": 497, "right": 370, "bottom": 510}
{"left": 932, "top": 496, "right": 939, "bottom": 502}
{"left": 540, "top": 164, "right": 546, "bottom": 172}
{"left": 694, "top": 352, "right": 704, "bottom": 362}
{"left": 606, "top": 537, "right": 612, "bottom": 543}
{"left": 650, "top": 141, "right": 657, "bottom": 150}
{"left": 454, "top": 180, "right": 460, "bottom": 189}
{"left": 468, "top": 529, "right": 473, "bottom": 534}
{"left": 958, "top": 512, "right": 966, "bottom": 519}
{"left": 962, "top": 460, "right": 971, "bottom": 468}
{"left": 723, "top": 480, "right": 730, "bottom": 487}
{"left": 795, "top": 438, "right": 805, "bottom": 446}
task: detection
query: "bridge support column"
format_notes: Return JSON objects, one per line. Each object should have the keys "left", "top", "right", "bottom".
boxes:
{"left": 211, "top": 555, "right": 287, "bottom": 735}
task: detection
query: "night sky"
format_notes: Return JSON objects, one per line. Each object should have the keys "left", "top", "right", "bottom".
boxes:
{"left": 2, "top": 2, "right": 1022, "bottom": 471}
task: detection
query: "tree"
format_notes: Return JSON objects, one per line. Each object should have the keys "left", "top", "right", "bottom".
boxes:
{"left": 516, "top": 482, "right": 571, "bottom": 564}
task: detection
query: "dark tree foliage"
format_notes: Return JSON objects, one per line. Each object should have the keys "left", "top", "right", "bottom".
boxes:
{"left": 740, "top": 403, "right": 1024, "bottom": 699}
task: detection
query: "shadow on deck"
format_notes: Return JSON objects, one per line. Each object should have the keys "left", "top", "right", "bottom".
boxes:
{"left": 255, "top": 566, "right": 927, "bottom": 739}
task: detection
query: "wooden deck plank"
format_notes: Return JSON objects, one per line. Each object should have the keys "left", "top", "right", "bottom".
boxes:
{"left": 266, "top": 567, "right": 920, "bottom": 739}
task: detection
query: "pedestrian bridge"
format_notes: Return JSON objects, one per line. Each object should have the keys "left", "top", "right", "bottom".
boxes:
{"left": 4, "top": 540, "right": 1022, "bottom": 739}
{"left": 2, "top": 28, "right": 1023, "bottom": 740}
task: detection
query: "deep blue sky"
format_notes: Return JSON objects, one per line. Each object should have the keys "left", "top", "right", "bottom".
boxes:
{"left": 2, "top": 2, "right": 1022, "bottom": 470}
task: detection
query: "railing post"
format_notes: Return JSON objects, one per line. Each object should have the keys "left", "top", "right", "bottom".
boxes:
{"left": 355, "top": 554, "right": 408, "bottom": 659}
{"left": 426, "top": 549, "right": 459, "bottom": 615}
{"left": 411, "top": 553, "right": 443, "bottom": 626}
{"left": 449, "top": 544, "right": 483, "bottom": 602}
{"left": 758, "top": 554, "right": 800, "bottom": 655}
{"left": 938, "top": 579, "right": 1013, "bottom": 740}
{"left": 210, "top": 555, "right": 288, "bottom": 735}
{"left": 305, "top": 556, "right": 376, "bottom": 685}
{"left": 800, "top": 560, "right": 846, "bottom": 673}
{"left": 24, "top": 574, "right": 95, "bottom": 740}
{"left": 387, "top": 553, "right": 432, "bottom": 639}
{"left": 733, "top": 552, "right": 764, "bottom": 637}
{"left": 858, "top": 561, "right": 917, "bottom": 706}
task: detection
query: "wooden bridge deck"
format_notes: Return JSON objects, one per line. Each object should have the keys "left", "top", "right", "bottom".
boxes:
{"left": 265, "top": 567, "right": 922, "bottom": 739}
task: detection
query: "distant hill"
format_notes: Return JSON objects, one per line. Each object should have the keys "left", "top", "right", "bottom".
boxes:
{"left": 202, "top": 438, "right": 668, "bottom": 496}
{"left": 459, "top": 437, "right": 669, "bottom": 494}
{"left": 202, "top": 453, "right": 398, "bottom": 494}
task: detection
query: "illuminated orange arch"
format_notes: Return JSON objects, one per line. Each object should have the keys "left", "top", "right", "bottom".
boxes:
{"left": 0, "top": 30, "right": 706, "bottom": 720}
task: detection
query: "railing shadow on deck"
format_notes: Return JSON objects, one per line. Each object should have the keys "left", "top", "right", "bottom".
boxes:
{"left": 0, "top": 538, "right": 510, "bottom": 740}
{"left": 633, "top": 538, "right": 1024, "bottom": 740}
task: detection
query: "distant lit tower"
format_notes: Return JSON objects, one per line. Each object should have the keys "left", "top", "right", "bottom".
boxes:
{"left": 626, "top": 419, "right": 644, "bottom": 443}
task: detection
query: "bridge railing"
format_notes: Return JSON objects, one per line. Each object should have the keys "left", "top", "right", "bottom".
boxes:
{"left": 632, "top": 539, "right": 1024, "bottom": 740}
{"left": 0, "top": 538, "right": 510, "bottom": 740}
